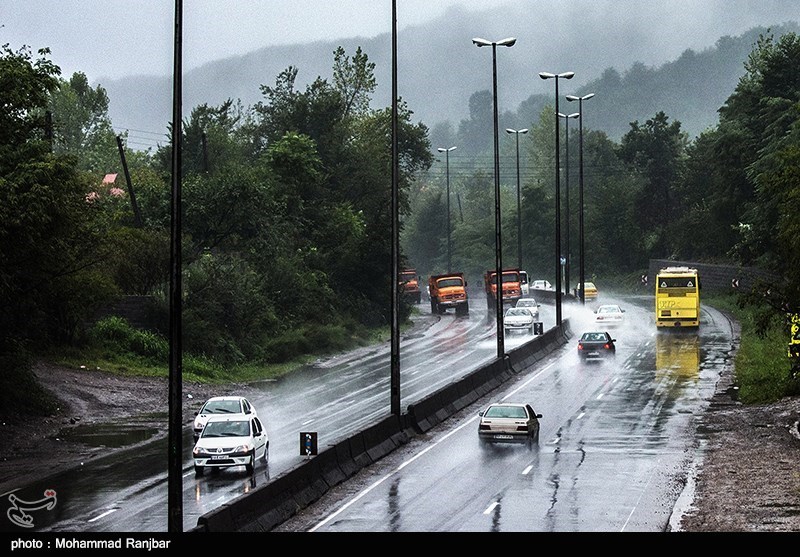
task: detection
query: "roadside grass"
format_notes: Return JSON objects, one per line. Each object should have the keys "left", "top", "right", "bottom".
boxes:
{"left": 38, "top": 309, "right": 418, "bottom": 388}
{"left": 703, "top": 292, "right": 800, "bottom": 404}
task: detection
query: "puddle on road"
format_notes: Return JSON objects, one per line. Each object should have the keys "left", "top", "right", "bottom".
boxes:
{"left": 54, "top": 423, "right": 161, "bottom": 448}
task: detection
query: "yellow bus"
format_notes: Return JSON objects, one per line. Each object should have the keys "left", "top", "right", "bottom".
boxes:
{"left": 655, "top": 266, "right": 700, "bottom": 329}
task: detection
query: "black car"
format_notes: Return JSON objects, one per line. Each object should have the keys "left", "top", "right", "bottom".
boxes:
{"left": 577, "top": 331, "right": 616, "bottom": 359}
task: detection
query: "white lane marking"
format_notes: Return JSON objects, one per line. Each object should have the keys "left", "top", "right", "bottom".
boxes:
{"left": 301, "top": 419, "right": 315, "bottom": 426}
{"left": 88, "top": 508, "right": 117, "bottom": 522}
{"left": 310, "top": 362, "right": 556, "bottom": 531}
{"left": 483, "top": 501, "right": 499, "bottom": 515}
{"left": 596, "top": 392, "right": 605, "bottom": 400}
{"left": 577, "top": 412, "right": 585, "bottom": 420}
{"left": 522, "top": 465, "right": 534, "bottom": 475}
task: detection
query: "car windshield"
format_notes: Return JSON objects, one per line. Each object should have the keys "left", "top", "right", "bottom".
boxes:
{"left": 582, "top": 333, "right": 607, "bottom": 342}
{"left": 518, "top": 299, "right": 536, "bottom": 306}
{"left": 201, "top": 420, "right": 250, "bottom": 438}
{"left": 506, "top": 308, "right": 530, "bottom": 317}
{"left": 598, "top": 306, "right": 619, "bottom": 314}
{"left": 484, "top": 405, "right": 528, "bottom": 419}
{"left": 437, "top": 278, "right": 463, "bottom": 288}
{"left": 202, "top": 399, "right": 242, "bottom": 414}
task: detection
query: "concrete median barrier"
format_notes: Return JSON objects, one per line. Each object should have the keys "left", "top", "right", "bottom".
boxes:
{"left": 197, "top": 319, "right": 572, "bottom": 531}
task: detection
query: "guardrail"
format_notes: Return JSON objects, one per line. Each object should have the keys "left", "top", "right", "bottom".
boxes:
{"left": 192, "top": 319, "right": 573, "bottom": 532}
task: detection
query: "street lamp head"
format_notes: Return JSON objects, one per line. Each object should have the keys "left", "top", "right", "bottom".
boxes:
{"left": 540, "top": 71, "right": 574, "bottom": 80}
{"left": 474, "top": 37, "right": 516, "bottom": 48}
{"left": 567, "top": 93, "right": 595, "bottom": 102}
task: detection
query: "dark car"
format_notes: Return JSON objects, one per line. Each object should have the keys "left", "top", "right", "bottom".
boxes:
{"left": 577, "top": 331, "right": 616, "bottom": 359}
{"left": 478, "top": 402, "right": 542, "bottom": 446}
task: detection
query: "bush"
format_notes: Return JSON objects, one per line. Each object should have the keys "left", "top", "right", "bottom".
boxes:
{"left": 88, "top": 316, "right": 168, "bottom": 362}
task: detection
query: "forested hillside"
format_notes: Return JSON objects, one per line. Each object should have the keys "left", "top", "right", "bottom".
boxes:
{"left": 1, "top": 27, "right": 798, "bottom": 418}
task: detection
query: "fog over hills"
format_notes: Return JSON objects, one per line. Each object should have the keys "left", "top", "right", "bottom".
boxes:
{"left": 101, "top": 1, "right": 799, "bottom": 148}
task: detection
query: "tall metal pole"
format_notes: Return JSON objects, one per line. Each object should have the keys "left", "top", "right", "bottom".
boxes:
{"left": 506, "top": 129, "right": 528, "bottom": 269}
{"left": 539, "top": 71, "right": 574, "bottom": 326}
{"left": 566, "top": 93, "right": 594, "bottom": 305}
{"left": 474, "top": 36, "right": 516, "bottom": 359}
{"left": 168, "top": 0, "right": 183, "bottom": 533}
{"left": 446, "top": 149, "right": 451, "bottom": 273}
{"left": 438, "top": 146, "right": 456, "bottom": 273}
{"left": 390, "top": 0, "right": 400, "bottom": 416}
{"left": 492, "top": 43, "right": 504, "bottom": 359}
{"left": 558, "top": 112, "right": 578, "bottom": 297}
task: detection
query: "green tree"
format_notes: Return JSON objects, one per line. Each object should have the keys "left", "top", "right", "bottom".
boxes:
{"left": 617, "top": 111, "right": 688, "bottom": 257}
{"left": 47, "top": 71, "right": 119, "bottom": 173}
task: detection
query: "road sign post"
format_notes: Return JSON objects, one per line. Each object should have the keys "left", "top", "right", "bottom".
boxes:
{"left": 300, "top": 432, "right": 318, "bottom": 458}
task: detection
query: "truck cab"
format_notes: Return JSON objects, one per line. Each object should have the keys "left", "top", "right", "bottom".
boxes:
{"left": 428, "top": 273, "right": 469, "bottom": 316}
{"left": 484, "top": 269, "right": 523, "bottom": 309}
{"left": 399, "top": 268, "right": 422, "bottom": 304}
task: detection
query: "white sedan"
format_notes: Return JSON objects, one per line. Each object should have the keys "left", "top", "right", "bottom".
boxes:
{"left": 515, "top": 297, "right": 540, "bottom": 320}
{"left": 193, "top": 415, "right": 269, "bottom": 476}
{"left": 594, "top": 304, "right": 625, "bottom": 326}
{"left": 504, "top": 307, "right": 535, "bottom": 335}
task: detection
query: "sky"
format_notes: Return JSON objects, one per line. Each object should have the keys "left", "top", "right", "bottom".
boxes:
{"left": 2, "top": 0, "right": 493, "bottom": 80}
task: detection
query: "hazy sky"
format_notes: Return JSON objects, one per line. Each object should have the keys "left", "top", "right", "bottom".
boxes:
{"left": 4, "top": 1, "right": 799, "bottom": 83}
{"left": 2, "top": 0, "right": 493, "bottom": 80}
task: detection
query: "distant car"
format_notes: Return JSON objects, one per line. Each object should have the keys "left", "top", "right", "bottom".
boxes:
{"left": 574, "top": 281, "right": 598, "bottom": 301}
{"left": 193, "top": 414, "right": 269, "bottom": 476}
{"left": 515, "top": 297, "right": 540, "bottom": 320}
{"left": 193, "top": 396, "right": 258, "bottom": 441}
{"left": 504, "top": 307, "right": 535, "bottom": 335}
{"left": 478, "top": 402, "right": 542, "bottom": 445}
{"left": 594, "top": 304, "right": 625, "bottom": 326}
{"left": 531, "top": 279, "right": 553, "bottom": 291}
{"left": 577, "top": 331, "right": 616, "bottom": 359}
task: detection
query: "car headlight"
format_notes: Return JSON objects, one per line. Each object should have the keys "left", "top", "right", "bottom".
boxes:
{"left": 233, "top": 443, "right": 254, "bottom": 454}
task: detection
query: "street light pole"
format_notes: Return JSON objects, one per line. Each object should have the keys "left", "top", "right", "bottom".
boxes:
{"left": 539, "top": 71, "right": 574, "bottom": 326}
{"left": 566, "top": 93, "right": 594, "bottom": 306}
{"left": 505, "top": 128, "right": 528, "bottom": 270}
{"left": 437, "top": 146, "right": 457, "bottom": 273}
{"left": 557, "top": 112, "right": 578, "bottom": 297}
{"left": 474, "top": 36, "right": 516, "bottom": 360}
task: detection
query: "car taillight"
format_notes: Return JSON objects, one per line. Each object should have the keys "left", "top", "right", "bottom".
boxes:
{"left": 516, "top": 426, "right": 528, "bottom": 432}
{"left": 479, "top": 424, "right": 491, "bottom": 431}
{"left": 604, "top": 343, "right": 611, "bottom": 349}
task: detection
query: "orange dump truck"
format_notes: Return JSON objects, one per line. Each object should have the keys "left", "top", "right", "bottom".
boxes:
{"left": 484, "top": 268, "right": 523, "bottom": 309}
{"left": 428, "top": 273, "right": 469, "bottom": 316}
{"left": 399, "top": 268, "right": 422, "bottom": 304}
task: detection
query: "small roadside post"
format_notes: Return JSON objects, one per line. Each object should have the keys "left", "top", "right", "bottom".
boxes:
{"left": 300, "top": 432, "right": 318, "bottom": 459}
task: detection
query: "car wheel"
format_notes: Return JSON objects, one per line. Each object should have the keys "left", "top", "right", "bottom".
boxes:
{"left": 194, "top": 465, "right": 204, "bottom": 477}
{"left": 245, "top": 454, "right": 255, "bottom": 474}
{"left": 263, "top": 442, "right": 270, "bottom": 465}
{"left": 504, "top": 328, "right": 510, "bottom": 336}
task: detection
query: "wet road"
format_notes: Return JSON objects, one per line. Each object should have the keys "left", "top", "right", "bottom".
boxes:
{"left": 5, "top": 296, "right": 559, "bottom": 532}
{"left": 281, "top": 300, "right": 733, "bottom": 532}
{"left": 3, "top": 295, "right": 732, "bottom": 532}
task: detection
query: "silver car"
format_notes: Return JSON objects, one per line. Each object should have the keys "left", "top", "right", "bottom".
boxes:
{"left": 478, "top": 402, "right": 542, "bottom": 445}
